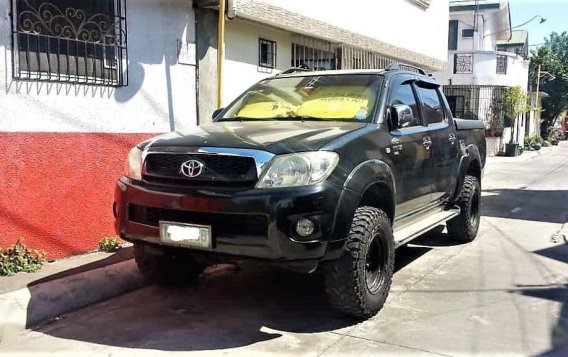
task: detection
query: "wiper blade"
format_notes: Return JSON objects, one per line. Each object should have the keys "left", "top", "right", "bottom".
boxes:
{"left": 216, "top": 116, "right": 266, "bottom": 122}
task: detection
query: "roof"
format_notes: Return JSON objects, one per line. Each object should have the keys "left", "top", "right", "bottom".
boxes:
{"left": 232, "top": 0, "right": 446, "bottom": 71}
{"left": 497, "top": 30, "right": 528, "bottom": 46}
{"left": 449, "top": 0, "right": 504, "bottom": 12}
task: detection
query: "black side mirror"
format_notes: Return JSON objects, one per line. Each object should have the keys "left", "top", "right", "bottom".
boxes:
{"left": 212, "top": 107, "right": 225, "bottom": 120}
{"left": 390, "top": 104, "right": 415, "bottom": 129}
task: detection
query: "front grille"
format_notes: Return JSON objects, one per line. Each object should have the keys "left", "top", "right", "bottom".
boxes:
{"left": 128, "top": 205, "right": 268, "bottom": 237}
{"left": 144, "top": 153, "right": 257, "bottom": 186}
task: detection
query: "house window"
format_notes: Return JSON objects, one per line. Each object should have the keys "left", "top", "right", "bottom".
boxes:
{"left": 448, "top": 21, "right": 458, "bottom": 50}
{"left": 11, "top": 0, "right": 127, "bottom": 86}
{"left": 496, "top": 54, "right": 508, "bottom": 74}
{"left": 259, "top": 38, "right": 277, "bottom": 69}
{"left": 462, "top": 29, "right": 475, "bottom": 38}
{"left": 454, "top": 53, "right": 474, "bottom": 74}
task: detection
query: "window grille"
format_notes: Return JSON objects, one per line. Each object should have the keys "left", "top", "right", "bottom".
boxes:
{"left": 496, "top": 54, "right": 508, "bottom": 75}
{"left": 259, "top": 38, "right": 276, "bottom": 69}
{"left": 454, "top": 53, "right": 474, "bottom": 74}
{"left": 291, "top": 36, "right": 337, "bottom": 70}
{"left": 443, "top": 85, "right": 507, "bottom": 131}
{"left": 11, "top": 0, "right": 128, "bottom": 86}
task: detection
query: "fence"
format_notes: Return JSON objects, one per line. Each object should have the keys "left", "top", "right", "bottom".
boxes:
{"left": 442, "top": 85, "right": 508, "bottom": 131}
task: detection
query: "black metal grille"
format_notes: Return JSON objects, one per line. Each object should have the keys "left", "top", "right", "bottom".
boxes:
{"left": 496, "top": 54, "right": 508, "bottom": 75}
{"left": 128, "top": 205, "right": 269, "bottom": 238}
{"left": 443, "top": 85, "right": 508, "bottom": 131}
{"left": 454, "top": 53, "right": 474, "bottom": 74}
{"left": 144, "top": 153, "right": 257, "bottom": 186}
{"left": 11, "top": 0, "right": 128, "bottom": 86}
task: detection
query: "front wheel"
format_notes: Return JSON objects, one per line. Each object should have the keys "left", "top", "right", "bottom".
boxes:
{"left": 322, "top": 207, "right": 395, "bottom": 318}
{"left": 447, "top": 175, "right": 481, "bottom": 243}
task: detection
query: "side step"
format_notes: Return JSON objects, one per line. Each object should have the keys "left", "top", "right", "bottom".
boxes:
{"left": 393, "top": 208, "right": 460, "bottom": 248}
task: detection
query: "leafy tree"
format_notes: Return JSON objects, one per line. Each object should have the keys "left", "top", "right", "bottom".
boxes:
{"left": 529, "top": 32, "right": 568, "bottom": 136}
{"left": 503, "top": 86, "right": 530, "bottom": 143}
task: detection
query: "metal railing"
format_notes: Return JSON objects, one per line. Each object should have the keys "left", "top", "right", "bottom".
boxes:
{"left": 442, "top": 85, "right": 508, "bottom": 130}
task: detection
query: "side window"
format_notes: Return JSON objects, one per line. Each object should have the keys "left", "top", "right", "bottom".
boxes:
{"left": 416, "top": 85, "right": 445, "bottom": 125}
{"left": 388, "top": 81, "right": 422, "bottom": 128}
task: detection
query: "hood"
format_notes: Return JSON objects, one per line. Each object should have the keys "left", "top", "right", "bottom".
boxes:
{"left": 147, "top": 121, "right": 368, "bottom": 154}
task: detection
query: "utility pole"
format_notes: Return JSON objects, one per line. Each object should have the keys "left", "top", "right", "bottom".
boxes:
{"left": 535, "top": 64, "right": 542, "bottom": 127}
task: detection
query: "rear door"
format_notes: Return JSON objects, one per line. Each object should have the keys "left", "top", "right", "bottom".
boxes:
{"left": 415, "top": 82, "right": 460, "bottom": 203}
{"left": 387, "top": 75, "right": 433, "bottom": 218}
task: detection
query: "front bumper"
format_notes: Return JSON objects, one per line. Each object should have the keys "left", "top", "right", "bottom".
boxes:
{"left": 114, "top": 177, "right": 345, "bottom": 262}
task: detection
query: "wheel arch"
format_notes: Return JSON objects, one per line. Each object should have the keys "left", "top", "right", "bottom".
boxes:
{"left": 325, "top": 160, "right": 396, "bottom": 261}
{"left": 452, "top": 144, "right": 482, "bottom": 203}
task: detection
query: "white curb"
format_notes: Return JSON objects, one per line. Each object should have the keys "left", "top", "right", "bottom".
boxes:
{"left": 0, "top": 260, "right": 146, "bottom": 340}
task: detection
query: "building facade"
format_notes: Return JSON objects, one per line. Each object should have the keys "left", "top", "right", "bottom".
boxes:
{"left": 1, "top": 0, "right": 449, "bottom": 258}
{"left": 434, "top": 0, "right": 530, "bottom": 156}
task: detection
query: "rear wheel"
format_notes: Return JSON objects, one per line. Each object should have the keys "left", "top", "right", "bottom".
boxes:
{"left": 447, "top": 175, "right": 481, "bottom": 243}
{"left": 322, "top": 207, "right": 394, "bottom": 318}
{"left": 134, "top": 242, "right": 205, "bottom": 286}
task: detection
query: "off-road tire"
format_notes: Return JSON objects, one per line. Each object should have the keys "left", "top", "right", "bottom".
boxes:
{"left": 134, "top": 243, "right": 205, "bottom": 286}
{"left": 322, "top": 207, "right": 395, "bottom": 318}
{"left": 447, "top": 175, "right": 481, "bottom": 243}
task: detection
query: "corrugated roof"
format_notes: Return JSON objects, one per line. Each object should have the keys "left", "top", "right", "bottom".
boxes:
{"left": 497, "top": 30, "right": 528, "bottom": 46}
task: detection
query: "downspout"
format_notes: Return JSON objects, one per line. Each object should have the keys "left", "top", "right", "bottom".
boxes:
{"left": 216, "top": 0, "right": 226, "bottom": 108}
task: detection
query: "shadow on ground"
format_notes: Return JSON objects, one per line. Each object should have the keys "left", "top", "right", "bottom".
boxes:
{"left": 25, "top": 233, "right": 461, "bottom": 352}
{"left": 482, "top": 189, "right": 568, "bottom": 224}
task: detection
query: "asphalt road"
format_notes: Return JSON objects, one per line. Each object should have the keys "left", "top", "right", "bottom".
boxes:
{"left": 2, "top": 144, "right": 568, "bottom": 356}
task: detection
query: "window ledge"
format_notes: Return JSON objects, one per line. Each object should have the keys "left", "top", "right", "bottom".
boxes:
{"left": 406, "top": 0, "right": 431, "bottom": 9}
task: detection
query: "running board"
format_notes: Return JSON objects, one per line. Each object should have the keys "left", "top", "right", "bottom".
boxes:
{"left": 393, "top": 208, "right": 460, "bottom": 248}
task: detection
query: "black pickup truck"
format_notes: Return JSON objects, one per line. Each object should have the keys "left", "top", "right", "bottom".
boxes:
{"left": 114, "top": 64, "right": 486, "bottom": 318}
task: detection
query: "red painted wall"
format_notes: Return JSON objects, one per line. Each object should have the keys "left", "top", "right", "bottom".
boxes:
{"left": 0, "top": 132, "right": 156, "bottom": 259}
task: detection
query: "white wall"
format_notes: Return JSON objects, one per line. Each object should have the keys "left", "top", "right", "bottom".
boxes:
{"left": 260, "top": 0, "right": 449, "bottom": 63}
{"left": 436, "top": 51, "right": 529, "bottom": 88}
{"left": 222, "top": 19, "right": 292, "bottom": 105}
{"left": 0, "top": 0, "right": 197, "bottom": 133}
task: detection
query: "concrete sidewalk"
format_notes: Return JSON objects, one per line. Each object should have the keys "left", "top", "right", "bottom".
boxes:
{"left": 0, "top": 246, "right": 146, "bottom": 337}
{"left": 487, "top": 144, "right": 560, "bottom": 163}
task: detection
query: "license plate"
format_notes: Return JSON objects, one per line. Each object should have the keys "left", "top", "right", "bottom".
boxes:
{"left": 159, "top": 221, "right": 212, "bottom": 250}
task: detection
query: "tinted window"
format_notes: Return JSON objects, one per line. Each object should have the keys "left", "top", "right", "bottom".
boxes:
{"left": 389, "top": 81, "right": 422, "bottom": 128}
{"left": 416, "top": 86, "right": 444, "bottom": 125}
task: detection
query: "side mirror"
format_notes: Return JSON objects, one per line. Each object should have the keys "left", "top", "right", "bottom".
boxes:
{"left": 212, "top": 107, "right": 225, "bottom": 120}
{"left": 390, "top": 104, "right": 415, "bottom": 129}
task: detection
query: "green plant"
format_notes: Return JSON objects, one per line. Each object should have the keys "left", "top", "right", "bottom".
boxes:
{"left": 0, "top": 239, "right": 46, "bottom": 276}
{"left": 99, "top": 236, "right": 123, "bottom": 252}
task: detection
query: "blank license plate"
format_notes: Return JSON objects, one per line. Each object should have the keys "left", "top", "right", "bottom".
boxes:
{"left": 159, "top": 221, "right": 212, "bottom": 250}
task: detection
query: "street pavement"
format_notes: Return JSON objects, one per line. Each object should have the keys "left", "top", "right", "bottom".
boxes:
{"left": 1, "top": 144, "right": 567, "bottom": 356}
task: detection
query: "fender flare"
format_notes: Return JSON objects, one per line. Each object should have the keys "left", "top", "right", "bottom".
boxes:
{"left": 452, "top": 144, "right": 482, "bottom": 202}
{"left": 324, "top": 160, "right": 396, "bottom": 260}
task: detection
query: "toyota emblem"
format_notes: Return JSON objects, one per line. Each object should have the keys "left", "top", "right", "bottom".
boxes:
{"left": 180, "top": 160, "right": 204, "bottom": 178}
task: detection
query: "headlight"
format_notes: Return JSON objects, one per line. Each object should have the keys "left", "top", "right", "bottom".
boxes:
{"left": 126, "top": 146, "right": 143, "bottom": 180}
{"left": 256, "top": 152, "right": 339, "bottom": 188}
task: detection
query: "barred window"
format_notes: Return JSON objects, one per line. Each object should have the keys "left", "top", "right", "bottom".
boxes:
{"left": 11, "top": 0, "right": 128, "bottom": 86}
{"left": 454, "top": 53, "right": 473, "bottom": 74}
{"left": 259, "top": 38, "right": 276, "bottom": 69}
{"left": 496, "top": 54, "right": 508, "bottom": 75}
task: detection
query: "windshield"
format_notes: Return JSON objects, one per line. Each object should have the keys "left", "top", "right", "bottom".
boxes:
{"left": 218, "top": 74, "right": 382, "bottom": 122}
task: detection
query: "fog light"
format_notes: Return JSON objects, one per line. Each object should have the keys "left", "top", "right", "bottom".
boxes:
{"left": 296, "top": 218, "right": 315, "bottom": 237}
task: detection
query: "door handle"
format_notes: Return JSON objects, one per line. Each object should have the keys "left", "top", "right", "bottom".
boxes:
{"left": 449, "top": 134, "right": 456, "bottom": 145}
{"left": 422, "top": 137, "right": 432, "bottom": 150}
